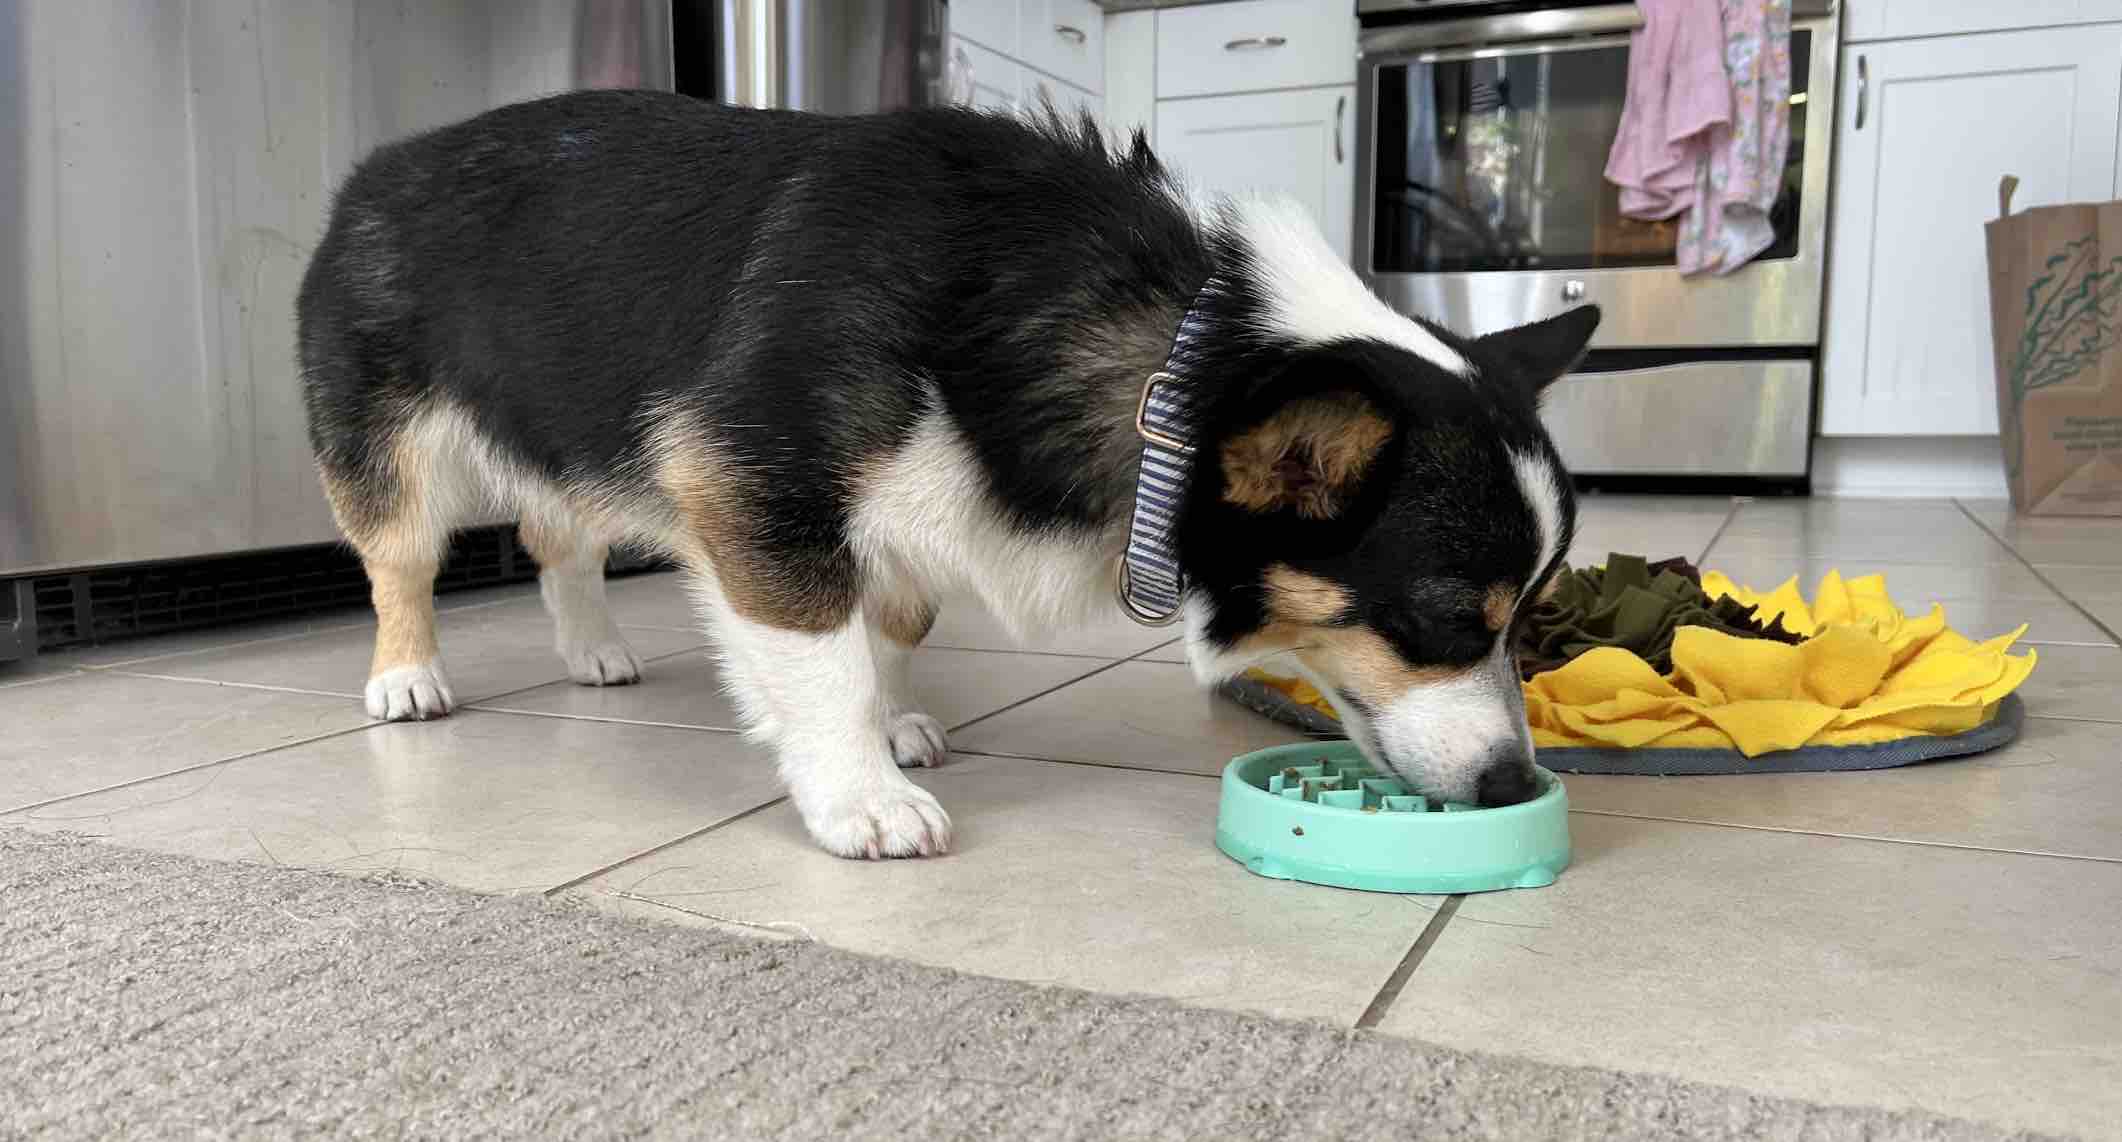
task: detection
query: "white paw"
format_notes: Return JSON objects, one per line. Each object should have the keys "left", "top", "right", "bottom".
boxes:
{"left": 365, "top": 661, "right": 456, "bottom": 722}
{"left": 563, "top": 639, "right": 643, "bottom": 686}
{"left": 798, "top": 779, "right": 953, "bottom": 859}
{"left": 887, "top": 712, "right": 949, "bottom": 768}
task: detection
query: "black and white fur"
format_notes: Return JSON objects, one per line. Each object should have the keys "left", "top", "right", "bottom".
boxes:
{"left": 297, "top": 91, "right": 1596, "bottom": 859}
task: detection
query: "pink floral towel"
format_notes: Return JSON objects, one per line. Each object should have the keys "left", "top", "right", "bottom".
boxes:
{"left": 1607, "top": 0, "right": 1793, "bottom": 277}
{"left": 1603, "top": 0, "right": 1730, "bottom": 222}
{"left": 1684, "top": 0, "right": 1793, "bottom": 274}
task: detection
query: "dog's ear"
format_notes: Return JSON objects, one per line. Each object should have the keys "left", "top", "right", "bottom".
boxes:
{"left": 1472, "top": 304, "right": 1600, "bottom": 398}
{"left": 1219, "top": 390, "right": 1394, "bottom": 520}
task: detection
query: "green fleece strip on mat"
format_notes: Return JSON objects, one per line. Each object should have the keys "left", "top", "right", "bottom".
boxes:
{"left": 1515, "top": 553, "right": 1803, "bottom": 679}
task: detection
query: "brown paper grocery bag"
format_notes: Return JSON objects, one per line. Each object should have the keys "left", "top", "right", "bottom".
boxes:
{"left": 1985, "top": 176, "right": 2122, "bottom": 516}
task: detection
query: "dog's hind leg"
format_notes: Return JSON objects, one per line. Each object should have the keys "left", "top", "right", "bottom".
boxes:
{"left": 519, "top": 513, "right": 643, "bottom": 687}
{"left": 869, "top": 588, "right": 946, "bottom": 769}
{"left": 318, "top": 450, "right": 458, "bottom": 723}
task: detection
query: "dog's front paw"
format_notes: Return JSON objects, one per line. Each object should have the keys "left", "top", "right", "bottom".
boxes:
{"left": 887, "top": 712, "right": 948, "bottom": 768}
{"left": 562, "top": 639, "right": 643, "bottom": 687}
{"left": 798, "top": 779, "right": 952, "bottom": 859}
{"left": 365, "top": 661, "right": 456, "bottom": 721}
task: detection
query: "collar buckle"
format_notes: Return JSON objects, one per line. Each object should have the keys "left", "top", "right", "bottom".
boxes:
{"left": 1134, "top": 372, "right": 1196, "bottom": 454}
{"left": 1114, "top": 560, "right": 1184, "bottom": 627}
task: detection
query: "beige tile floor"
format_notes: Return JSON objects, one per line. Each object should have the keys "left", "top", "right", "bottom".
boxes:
{"left": 3, "top": 495, "right": 2119, "bottom": 1138}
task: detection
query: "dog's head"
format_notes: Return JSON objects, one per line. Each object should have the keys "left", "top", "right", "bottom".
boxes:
{"left": 1179, "top": 305, "right": 1597, "bottom": 807}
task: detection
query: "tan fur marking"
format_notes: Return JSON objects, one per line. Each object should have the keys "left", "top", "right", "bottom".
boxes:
{"left": 648, "top": 414, "right": 855, "bottom": 633}
{"left": 1295, "top": 626, "right": 1462, "bottom": 711}
{"left": 1263, "top": 565, "right": 1350, "bottom": 626}
{"left": 1484, "top": 583, "right": 1515, "bottom": 632}
{"left": 874, "top": 595, "right": 938, "bottom": 646}
{"left": 1233, "top": 564, "right": 1468, "bottom": 710}
{"left": 1221, "top": 392, "right": 1394, "bottom": 519}
{"left": 318, "top": 461, "right": 445, "bottom": 676}
{"left": 518, "top": 515, "right": 609, "bottom": 577}
{"left": 366, "top": 564, "right": 440, "bottom": 674}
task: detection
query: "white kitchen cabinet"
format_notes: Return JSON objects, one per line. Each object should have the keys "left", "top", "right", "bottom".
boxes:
{"left": 953, "top": 0, "right": 1018, "bottom": 58}
{"left": 1023, "top": 72, "right": 1102, "bottom": 125}
{"left": 1843, "top": 0, "right": 2122, "bottom": 42}
{"left": 1156, "top": 85, "right": 1355, "bottom": 261}
{"left": 1155, "top": 0, "right": 1357, "bottom": 99}
{"left": 1820, "top": 25, "right": 2122, "bottom": 436}
{"left": 952, "top": 37, "right": 1023, "bottom": 115}
{"left": 1017, "top": 0, "right": 1104, "bottom": 95}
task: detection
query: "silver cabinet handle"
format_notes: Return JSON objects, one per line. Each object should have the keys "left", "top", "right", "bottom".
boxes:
{"left": 1224, "top": 35, "right": 1288, "bottom": 51}
{"left": 1855, "top": 54, "right": 1868, "bottom": 130}
{"left": 1562, "top": 279, "right": 1586, "bottom": 302}
{"left": 1334, "top": 93, "right": 1345, "bottom": 163}
{"left": 1055, "top": 24, "right": 1087, "bottom": 45}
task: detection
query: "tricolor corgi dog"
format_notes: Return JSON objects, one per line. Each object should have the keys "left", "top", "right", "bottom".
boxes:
{"left": 297, "top": 91, "right": 1597, "bottom": 859}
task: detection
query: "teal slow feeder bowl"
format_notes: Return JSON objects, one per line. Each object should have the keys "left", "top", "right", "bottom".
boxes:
{"left": 1215, "top": 742, "right": 1570, "bottom": 894}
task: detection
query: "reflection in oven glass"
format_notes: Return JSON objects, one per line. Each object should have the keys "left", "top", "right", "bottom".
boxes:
{"left": 1372, "top": 30, "right": 1810, "bottom": 274}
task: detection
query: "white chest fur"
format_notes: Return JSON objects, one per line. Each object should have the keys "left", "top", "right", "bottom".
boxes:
{"left": 848, "top": 411, "right": 1129, "bottom": 642}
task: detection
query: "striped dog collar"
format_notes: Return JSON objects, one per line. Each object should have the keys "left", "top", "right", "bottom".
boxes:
{"left": 1117, "top": 286, "right": 1217, "bottom": 626}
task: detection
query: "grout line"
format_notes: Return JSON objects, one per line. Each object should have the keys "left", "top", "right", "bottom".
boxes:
{"left": 930, "top": 640, "right": 1183, "bottom": 664}
{"left": 1353, "top": 895, "right": 1463, "bottom": 1031}
{"left": 542, "top": 797, "right": 790, "bottom": 896}
{"left": 940, "top": 639, "right": 1178, "bottom": 737}
{"left": 462, "top": 705, "right": 747, "bottom": 735}
{"left": 1954, "top": 499, "right": 2122, "bottom": 646}
{"left": 0, "top": 722, "right": 380, "bottom": 818}
{"left": 74, "top": 618, "right": 376, "bottom": 671}
{"left": 0, "top": 669, "right": 88, "bottom": 691}
{"left": 1565, "top": 807, "right": 2122, "bottom": 866}
{"left": 1693, "top": 497, "right": 1747, "bottom": 566}
{"left": 2022, "top": 711, "right": 2122, "bottom": 726}
{"left": 101, "top": 643, "right": 714, "bottom": 709}
{"left": 456, "top": 643, "right": 711, "bottom": 708}
{"left": 950, "top": 747, "right": 1224, "bottom": 779}
{"left": 92, "top": 671, "right": 360, "bottom": 700}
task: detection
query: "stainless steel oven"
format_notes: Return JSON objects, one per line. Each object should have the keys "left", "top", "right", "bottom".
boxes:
{"left": 1353, "top": 0, "right": 1840, "bottom": 478}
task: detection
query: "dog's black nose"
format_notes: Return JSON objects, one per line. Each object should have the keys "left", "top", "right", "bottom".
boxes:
{"left": 1475, "top": 758, "right": 1540, "bottom": 807}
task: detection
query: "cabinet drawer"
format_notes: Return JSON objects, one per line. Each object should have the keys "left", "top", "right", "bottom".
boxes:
{"left": 1156, "top": 0, "right": 1357, "bottom": 99}
{"left": 1543, "top": 361, "right": 1813, "bottom": 477}
{"left": 1018, "top": 0, "right": 1104, "bottom": 94}
{"left": 1844, "top": 0, "right": 2122, "bottom": 42}
{"left": 952, "top": 0, "right": 1017, "bottom": 57}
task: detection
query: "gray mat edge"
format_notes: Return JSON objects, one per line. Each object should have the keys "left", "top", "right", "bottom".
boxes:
{"left": 1, "top": 827, "right": 2065, "bottom": 1142}
{"left": 1218, "top": 681, "right": 2026, "bottom": 775}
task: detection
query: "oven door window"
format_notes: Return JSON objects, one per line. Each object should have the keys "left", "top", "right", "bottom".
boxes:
{"left": 1371, "top": 30, "right": 1810, "bottom": 274}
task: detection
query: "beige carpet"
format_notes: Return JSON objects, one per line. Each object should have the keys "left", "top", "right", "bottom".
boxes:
{"left": 0, "top": 830, "right": 2060, "bottom": 1140}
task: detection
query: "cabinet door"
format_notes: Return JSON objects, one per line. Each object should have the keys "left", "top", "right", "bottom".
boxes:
{"left": 1821, "top": 26, "right": 2122, "bottom": 436}
{"left": 1024, "top": 72, "right": 1102, "bottom": 126}
{"left": 951, "top": 37, "right": 1023, "bottom": 116}
{"left": 1155, "top": 86, "right": 1355, "bottom": 261}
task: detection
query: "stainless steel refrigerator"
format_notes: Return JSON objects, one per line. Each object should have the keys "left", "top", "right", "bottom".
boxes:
{"left": 0, "top": 0, "right": 942, "bottom": 659}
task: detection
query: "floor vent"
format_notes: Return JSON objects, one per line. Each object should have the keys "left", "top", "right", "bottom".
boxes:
{"left": 7, "top": 526, "right": 668, "bottom": 658}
